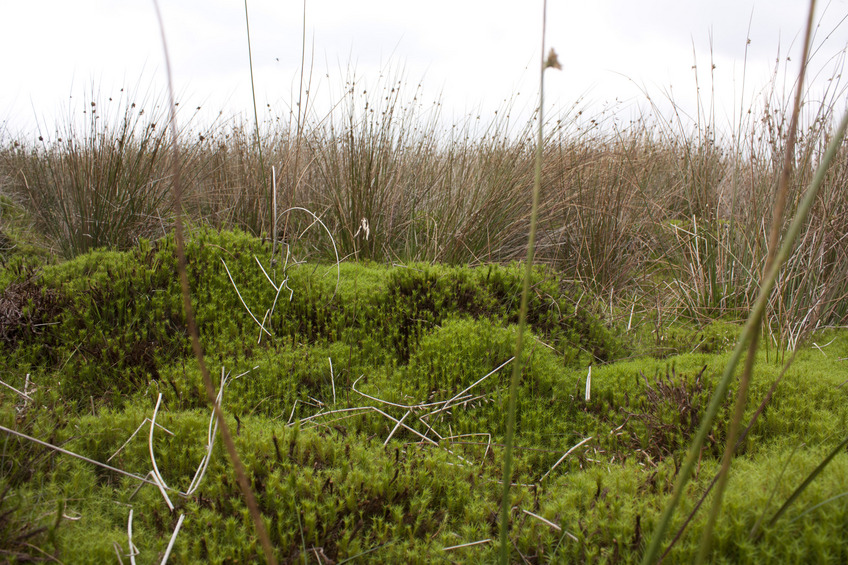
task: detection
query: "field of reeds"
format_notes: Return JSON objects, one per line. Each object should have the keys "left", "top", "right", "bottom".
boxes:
{"left": 3, "top": 56, "right": 847, "bottom": 343}
{"left": 1, "top": 3, "right": 848, "bottom": 563}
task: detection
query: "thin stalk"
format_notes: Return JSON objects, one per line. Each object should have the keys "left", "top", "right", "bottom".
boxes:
{"left": 244, "top": 0, "right": 268, "bottom": 234}
{"left": 152, "top": 2, "right": 277, "bottom": 564}
{"left": 695, "top": 2, "right": 817, "bottom": 561}
{"left": 660, "top": 349, "right": 801, "bottom": 562}
{"left": 498, "top": 2, "right": 557, "bottom": 562}
{"left": 640, "top": 103, "right": 848, "bottom": 564}
{"left": 280, "top": 0, "right": 310, "bottom": 249}
{"left": 763, "top": 434, "right": 848, "bottom": 533}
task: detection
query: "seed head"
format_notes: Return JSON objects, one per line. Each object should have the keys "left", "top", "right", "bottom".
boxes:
{"left": 545, "top": 48, "right": 562, "bottom": 71}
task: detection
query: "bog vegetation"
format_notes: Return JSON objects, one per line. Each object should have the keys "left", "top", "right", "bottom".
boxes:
{"left": 1, "top": 11, "right": 848, "bottom": 563}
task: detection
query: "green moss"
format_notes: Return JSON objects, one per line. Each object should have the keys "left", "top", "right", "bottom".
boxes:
{"left": 3, "top": 228, "right": 848, "bottom": 563}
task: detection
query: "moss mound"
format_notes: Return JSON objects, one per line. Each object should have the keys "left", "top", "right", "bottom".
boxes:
{"left": 1, "top": 227, "right": 847, "bottom": 563}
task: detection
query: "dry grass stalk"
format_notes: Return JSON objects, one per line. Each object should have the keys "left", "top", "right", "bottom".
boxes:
{"left": 0, "top": 424, "right": 161, "bottom": 489}
{"left": 151, "top": 1, "right": 277, "bottom": 563}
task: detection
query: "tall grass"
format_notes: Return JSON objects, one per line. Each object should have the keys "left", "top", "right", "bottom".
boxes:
{"left": 1, "top": 87, "right": 183, "bottom": 258}
{"left": 1, "top": 50, "right": 847, "bottom": 339}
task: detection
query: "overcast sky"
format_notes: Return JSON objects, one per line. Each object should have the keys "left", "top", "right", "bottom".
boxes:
{"left": 2, "top": 1, "right": 848, "bottom": 138}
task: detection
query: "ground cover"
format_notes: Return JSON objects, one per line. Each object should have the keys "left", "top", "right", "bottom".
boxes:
{"left": 1, "top": 226, "right": 846, "bottom": 563}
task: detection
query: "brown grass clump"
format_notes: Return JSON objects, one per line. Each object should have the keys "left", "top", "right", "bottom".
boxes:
{"left": 2, "top": 56, "right": 847, "bottom": 341}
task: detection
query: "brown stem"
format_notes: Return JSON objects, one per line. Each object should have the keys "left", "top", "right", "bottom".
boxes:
{"left": 152, "top": 2, "right": 277, "bottom": 563}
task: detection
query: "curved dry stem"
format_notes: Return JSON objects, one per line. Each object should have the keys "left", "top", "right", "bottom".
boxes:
{"left": 148, "top": 393, "right": 174, "bottom": 511}
{"left": 279, "top": 206, "right": 341, "bottom": 304}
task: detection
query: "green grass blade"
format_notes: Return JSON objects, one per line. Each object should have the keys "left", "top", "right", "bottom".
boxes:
{"left": 641, "top": 106, "right": 848, "bottom": 564}
{"left": 763, "top": 435, "right": 848, "bottom": 534}
{"left": 498, "top": 2, "right": 552, "bottom": 562}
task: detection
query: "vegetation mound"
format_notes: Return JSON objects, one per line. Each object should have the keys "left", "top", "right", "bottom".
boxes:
{"left": 1, "top": 227, "right": 846, "bottom": 563}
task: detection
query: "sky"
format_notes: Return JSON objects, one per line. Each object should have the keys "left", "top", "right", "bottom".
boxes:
{"left": 2, "top": 1, "right": 848, "bottom": 139}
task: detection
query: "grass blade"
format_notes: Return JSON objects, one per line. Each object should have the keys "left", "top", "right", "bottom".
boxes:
{"left": 695, "top": 4, "right": 818, "bottom": 560}
{"left": 761, "top": 435, "right": 848, "bottom": 536}
{"left": 641, "top": 103, "right": 848, "bottom": 564}
{"left": 498, "top": 2, "right": 557, "bottom": 561}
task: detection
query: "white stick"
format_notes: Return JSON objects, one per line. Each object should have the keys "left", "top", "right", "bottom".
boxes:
{"left": 329, "top": 357, "right": 336, "bottom": 405}
{"left": 281, "top": 207, "right": 341, "bottom": 302}
{"left": 287, "top": 399, "right": 302, "bottom": 425}
{"left": 128, "top": 509, "right": 138, "bottom": 565}
{"left": 221, "top": 258, "right": 273, "bottom": 337}
{"left": 351, "top": 375, "right": 446, "bottom": 409}
{"left": 425, "top": 394, "right": 487, "bottom": 419}
{"left": 383, "top": 410, "right": 411, "bottom": 446}
{"left": 370, "top": 407, "right": 439, "bottom": 446}
{"left": 269, "top": 276, "right": 290, "bottom": 318}
{"left": 254, "top": 255, "right": 280, "bottom": 292}
{"left": 254, "top": 253, "right": 290, "bottom": 325}
{"left": 585, "top": 366, "right": 592, "bottom": 402}
{"left": 149, "top": 393, "right": 174, "bottom": 511}
{"left": 443, "top": 539, "right": 491, "bottom": 551}
{"left": 185, "top": 368, "right": 225, "bottom": 496}
{"left": 301, "top": 411, "right": 370, "bottom": 431}
{"left": 522, "top": 509, "right": 561, "bottom": 531}
{"left": 0, "top": 377, "right": 33, "bottom": 400}
{"left": 293, "top": 406, "right": 371, "bottom": 426}
{"left": 538, "top": 436, "right": 593, "bottom": 483}
{"left": 258, "top": 309, "right": 270, "bottom": 344}
{"left": 429, "top": 357, "right": 514, "bottom": 417}
{"left": 108, "top": 418, "right": 174, "bottom": 462}
{"left": 416, "top": 416, "right": 444, "bottom": 441}
{"left": 443, "top": 433, "right": 493, "bottom": 465}
{"left": 160, "top": 513, "right": 185, "bottom": 564}
{"left": 0, "top": 424, "right": 160, "bottom": 487}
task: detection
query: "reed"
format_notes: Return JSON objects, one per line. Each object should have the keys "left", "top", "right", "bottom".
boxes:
{"left": 4, "top": 53, "right": 845, "bottom": 337}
